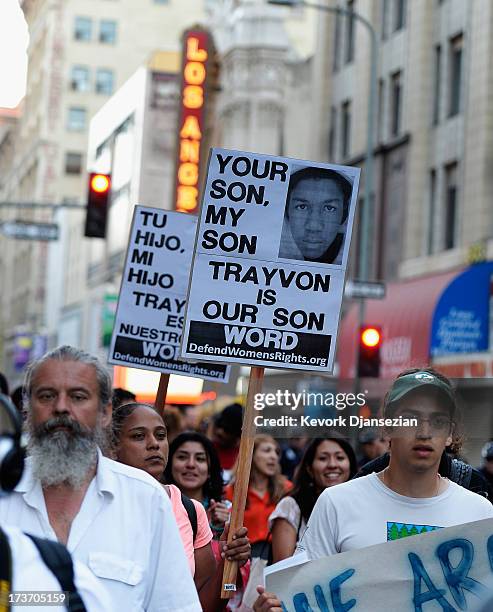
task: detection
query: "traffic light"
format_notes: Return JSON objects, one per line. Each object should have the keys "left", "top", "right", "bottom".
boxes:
{"left": 357, "top": 325, "right": 381, "bottom": 378}
{"left": 84, "top": 173, "right": 111, "bottom": 238}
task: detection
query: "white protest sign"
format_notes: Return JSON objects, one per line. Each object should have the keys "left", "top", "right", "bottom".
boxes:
{"left": 108, "top": 206, "right": 229, "bottom": 382}
{"left": 265, "top": 518, "right": 493, "bottom": 611}
{"left": 180, "top": 149, "right": 360, "bottom": 372}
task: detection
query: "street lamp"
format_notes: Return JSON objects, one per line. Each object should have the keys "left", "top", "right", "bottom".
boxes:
{"left": 267, "top": 0, "right": 379, "bottom": 390}
{"left": 267, "top": 0, "right": 378, "bottom": 283}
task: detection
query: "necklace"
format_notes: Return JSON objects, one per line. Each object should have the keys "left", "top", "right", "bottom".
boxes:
{"left": 381, "top": 468, "right": 445, "bottom": 497}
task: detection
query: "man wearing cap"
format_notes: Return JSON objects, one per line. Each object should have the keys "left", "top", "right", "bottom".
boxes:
{"left": 296, "top": 368, "right": 493, "bottom": 558}
{"left": 254, "top": 368, "right": 493, "bottom": 611}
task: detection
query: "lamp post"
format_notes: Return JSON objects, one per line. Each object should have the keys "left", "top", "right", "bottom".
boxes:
{"left": 267, "top": 0, "right": 379, "bottom": 392}
{"left": 267, "top": 0, "right": 377, "bottom": 282}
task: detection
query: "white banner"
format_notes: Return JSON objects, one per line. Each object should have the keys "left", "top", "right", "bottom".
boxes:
{"left": 108, "top": 206, "right": 229, "bottom": 382}
{"left": 265, "top": 518, "right": 493, "bottom": 611}
{"left": 180, "top": 149, "right": 360, "bottom": 372}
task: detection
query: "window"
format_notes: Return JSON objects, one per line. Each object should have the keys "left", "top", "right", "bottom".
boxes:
{"left": 99, "top": 20, "right": 117, "bottom": 44}
{"left": 433, "top": 45, "right": 441, "bottom": 124}
{"left": 96, "top": 69, "right": 114, "bottom": 95}
{"left": 333, "top": 12, "right": 341, "bottom": 72}
{"left": 341, "top": 100, "right": 351, "bottom": 158}
{"left": 394, "top": 0, "right": 406, "bottom": 31}
{"left": 67, "top": 107, "right": 86, "bottom": 131}
{"left": 444, "top": 163, "right": 458, "bottom": 250}
{"left": 329, "top": 106, "right": 337, "bottom": 158}
{"left": 427, "top": 169, "right": 436, "bottom": 254}
{"left": 390, "top": 71, "right": 402, "bottom": 137}
{"left": 448, "top": 34, "right": 463, "bottom": 117}
{"left": 381, "top": 0, "right": 389, "bottom": 40}
{"left": 70, "top": 66, "right": 90, "bottom": 92}
{"left": 65, "top": 152, "right": 83, "bottom": 175}
{"left": 345, "top": 0, "right": 355, "bottom": 64}
{"left": 154, "top": 0, "right": 170, "bottom": 3}
{"left": 377, "top": 78, "right": 385, "bottom": 142}
{"left": 74, "top": 17, "right": 92, "bottom": 41}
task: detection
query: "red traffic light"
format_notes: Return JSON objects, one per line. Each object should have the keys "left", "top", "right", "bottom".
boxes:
{"left": 358, "top": 325, "right": 382, "bottom": 378}
{"left": 361, "top": 326, "right": 381, "bottom": 348}
{"left": 90, "top": 173, "right": 111, "bottom": 194}
{"left": 85, "top": 172, "right": 111, "bottom": 238}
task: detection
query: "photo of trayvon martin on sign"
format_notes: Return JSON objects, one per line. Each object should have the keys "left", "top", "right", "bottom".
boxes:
{"left": 180, "top": 149, "right": 360, "bottom": 372}
{"left": 109, "top": 206, "right": 229, "bottom": 382}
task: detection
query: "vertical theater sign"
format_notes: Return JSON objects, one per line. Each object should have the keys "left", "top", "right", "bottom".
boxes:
{"left": 174, "top": 28, "right": 212, "bottom": 214}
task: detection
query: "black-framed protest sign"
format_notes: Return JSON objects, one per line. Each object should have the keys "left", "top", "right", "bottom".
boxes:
{"left": 108, "top": 205, "right": 230, "bottom": 382}
{"left": 180, "top": 149, "right": 360, "bottom": 373}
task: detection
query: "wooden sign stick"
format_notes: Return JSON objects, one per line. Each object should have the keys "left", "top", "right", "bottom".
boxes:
{"left": 221, "top": 366, "right": 265, "bottom": 599}
{"left": 154, "top": 373, "right": 170, "bottom": 419}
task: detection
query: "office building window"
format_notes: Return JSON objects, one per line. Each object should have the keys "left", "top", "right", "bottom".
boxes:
{"left": 96, "top": 69, "right": 114, "bottom": 95}
{"left": 67, "top": 107, "right": 86, "bottom": 131}
{"left": 433, "top": 45, "right": 441, "bottom": 124}
{"left": 99, "top": 20, "right": 117, "bottom": 44}
{"left": 74, "top": 17, "right": 92, "bottom": 41}
{"left": 65, "top": 152, "right": 83, "bottom": 175}
{"left": 377, "top": 78, "right": 385, "bottom": 142}
{"left": 427, "top": 169, "right": 436, "bottom": 254}
{"left": 394, "top": 0, "right": 406, "bottom": 31}
{"left": 444, "top": 162, "right": 457, "bottom": 250}
{"left": 341, "top": 100, "right": 351, "bottom": 158}
{"left": 70, "top": 66, "right": 90, "bottom": 92}
{"left": 448, "top": 34, "right": 463, "bottom": 117}
{"left": 329, "top": 106, "right": 337, "bottom": 158}
{"left": 345, "top": 0, "right": 355, "bottom": 64}
{"left": 381, "top": 0, "right": 389, "bottom": 40}
{"left": 390, "top": 71, "right": 402, "bottom": 137}
{"left": 333, "top": 13, "right": 341, "bottom": 72}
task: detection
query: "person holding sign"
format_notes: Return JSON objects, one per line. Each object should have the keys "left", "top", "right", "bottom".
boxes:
{"left": 254, "top": 368, "right": 493, "bottom": 611}
{"left": 278, "top": 167, "right": 352, "bottom": 265}
{"left": 112, "top": 403, "right": 251, "bottom": 611}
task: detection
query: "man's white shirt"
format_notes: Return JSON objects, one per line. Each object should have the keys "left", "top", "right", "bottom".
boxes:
{"left": 4, "top": 524, "right": 113, "bottom": 612}
{"left": 0, "top": 451, "right": 201, "bottom": 612}
{"left": 297, "top": 473, "right": 493, "bottom": 559}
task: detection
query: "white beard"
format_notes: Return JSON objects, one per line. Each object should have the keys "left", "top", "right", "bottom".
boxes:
{"left": 27, "top": 414, "right": 105, "bottom": 488}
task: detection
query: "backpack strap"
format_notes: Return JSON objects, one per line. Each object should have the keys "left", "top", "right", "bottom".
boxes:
{"left": 450, "top": 458, "right": 472, "bottom": 488}
{"left": 180, "top": 492, "right": 198, "bottom": 543}
{"left": 0, "top": 527, "right": 12, "bottom": 612}
{"left": 25, "top": 534, "right": 87, "bottom": 612}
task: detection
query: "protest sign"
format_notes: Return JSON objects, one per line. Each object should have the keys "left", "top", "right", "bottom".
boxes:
{"left": 180, "top": 148, "right": 360, "bottom": 372}
{"left": 108, "top": 206, "right": 229, "bottom": 382}
{"left": 265, "top": 518, "right": 493, "bottom": 611}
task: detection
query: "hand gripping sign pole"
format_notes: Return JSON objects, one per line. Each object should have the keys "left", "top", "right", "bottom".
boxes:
{"left": 221, "top": 366, "right": 264, "bottom": 598}
{"left": 154, "top": 373, "right": 170, "bottom": 419}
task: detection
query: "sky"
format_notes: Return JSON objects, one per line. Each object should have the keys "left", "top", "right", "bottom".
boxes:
{"left": 0, "top": 0, "right": 29, "bottom": 109}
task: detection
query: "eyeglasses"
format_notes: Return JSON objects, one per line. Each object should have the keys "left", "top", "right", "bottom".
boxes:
{"left": 395, "top": 413, "right": 452, "bottom": 433}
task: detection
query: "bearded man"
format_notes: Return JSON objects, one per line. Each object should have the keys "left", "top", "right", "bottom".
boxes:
{"left": 0, "top": 345, "right": 200, "bottom": 612}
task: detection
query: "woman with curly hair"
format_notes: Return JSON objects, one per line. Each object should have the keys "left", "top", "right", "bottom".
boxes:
{"left": 269, "top": 434, "right": 357, "bottom": 562}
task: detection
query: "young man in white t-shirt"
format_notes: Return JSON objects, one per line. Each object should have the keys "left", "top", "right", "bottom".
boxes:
{"left": 253, "top": 368, "right": 493, "bottom": 612}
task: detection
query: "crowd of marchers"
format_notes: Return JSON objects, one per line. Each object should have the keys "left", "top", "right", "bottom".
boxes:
{"left": 0, "top": 347, "right": 493, "bottom": 611}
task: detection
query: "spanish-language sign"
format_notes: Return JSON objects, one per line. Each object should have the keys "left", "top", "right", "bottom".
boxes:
{"left": 265, "top": 518, "right": 493, "bottom": 611}
{"left": 180, "top": 148, "right": 360, "bottom": 371}
{"left": 109, "top": 206, "right": 229, "bottom": 382}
